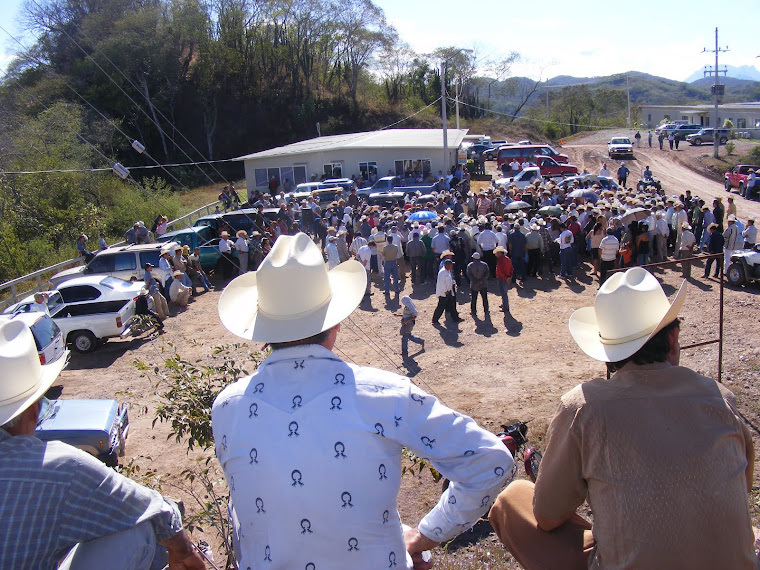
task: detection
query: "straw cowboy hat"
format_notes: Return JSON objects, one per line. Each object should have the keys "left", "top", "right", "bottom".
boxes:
{"left": 0, "top": 320, "right": 68, "bottom": 426}
{"left": 218, "top": 233, "right": 366, "bottom": 342}
{"left": 568, "top": 267, "right": 686, "bottom": 363}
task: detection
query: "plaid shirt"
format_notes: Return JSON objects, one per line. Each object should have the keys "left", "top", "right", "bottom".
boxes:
{"left": 0, "top": 430, "right": 182, "bottom": 569}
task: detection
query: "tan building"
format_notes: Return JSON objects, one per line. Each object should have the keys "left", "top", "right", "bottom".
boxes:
{"left": 235, "top": 128, "right": 467, "bottom": 193}
{"left": 641, "top": 102, "right": 760, "bottom": 137}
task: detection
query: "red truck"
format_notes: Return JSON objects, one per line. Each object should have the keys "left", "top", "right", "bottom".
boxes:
{"left": 725, "top": 164, "right": 760, "bottom": 195}
{"left": 533, "top": 156, "right": 579, "bottom": 177}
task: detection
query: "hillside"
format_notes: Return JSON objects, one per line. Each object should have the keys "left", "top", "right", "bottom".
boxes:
{"left": 481, "top": 70, "right": 760, "bottom": 118}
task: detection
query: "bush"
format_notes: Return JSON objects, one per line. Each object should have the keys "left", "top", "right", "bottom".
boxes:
{"left": 725, "top": 141, "right": 736, "bottom": 156}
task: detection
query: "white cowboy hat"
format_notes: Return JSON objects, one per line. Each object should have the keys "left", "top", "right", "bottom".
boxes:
{"left": 568, "top": 267, "right": 686, "bottom": 362}
{"left": 0, "top": 320, "right": 68, "bottom": 426}
{"left": 218, "top": 233, "right": 366, "bottom": 342}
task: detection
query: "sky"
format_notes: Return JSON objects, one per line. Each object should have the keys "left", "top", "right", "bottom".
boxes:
{"left": 1, "top": 0, "right": 758, "bottom": 83}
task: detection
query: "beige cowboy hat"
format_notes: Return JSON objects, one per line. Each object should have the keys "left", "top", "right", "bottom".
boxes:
{"left": 439, "top": 250, "right": 454, "bottom": 259}
{"left": 568, "top": 267, "right": 686, "bottom": 363}
{"left": 0, "top": 320, "right": 68, "bottom": 426}
{"left": 218, "top": 233, "right": 366, "bottom": 342}
{"left": 493, "top": 247, "right": 508, "bottom": 255}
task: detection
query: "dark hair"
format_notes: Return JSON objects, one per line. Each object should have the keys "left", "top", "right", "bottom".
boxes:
{"left": 268, "top": 327, "right": 332, "bottom": 351}
{"left": 607, "top": 318, "right": 680, "bottom": 373}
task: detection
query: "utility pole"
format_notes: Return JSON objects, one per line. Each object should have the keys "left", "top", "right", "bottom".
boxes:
{"left": 545, "top": 80, "right": 549, "bottom": 121}
{"left": 441, "top": 61, "right": 448, "bottom": 173}
{"left": 703, "top": 28, "right": 728, "bottom": 159}
{"left": 626, "top": 74, "right": 631, "bottom": 128}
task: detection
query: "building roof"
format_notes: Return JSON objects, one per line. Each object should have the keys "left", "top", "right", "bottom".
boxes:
{"left": 641, "top": 101, "right": 760, "bottom": 111}
{"left": 235, "top": 129, "right": 469, "bottom": 161}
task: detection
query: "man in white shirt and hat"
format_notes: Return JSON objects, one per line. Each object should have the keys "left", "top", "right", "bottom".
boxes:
{"left": 212, "top": 233, "right": 511, "bottom": 570}
{"left": 723, "top": 214, "right": 741, "bottom": 273}
{"left": 0, "top": 320, "right": 204, "bottom": 570}
{"left": 489, "top": 267, "right": 757, "bottom": 570}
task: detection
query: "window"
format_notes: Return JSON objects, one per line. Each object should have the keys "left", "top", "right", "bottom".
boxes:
{"left": 736, "top": 118, "right": 747, "bottom": 129}
{"left": 255, "top": 166, "right": 306, "bottom": 187}
{"left": 113, "top": 253, "right": 137, "bottom": 272}
{"left": 139, "top": 251, "right": 161, "bottom": 268}
{"left": 254, "top": 169, "right": 269, "bottom": 188}
{"left": 359, "top": 161, "right": 377, "bottom": 181}
{"left": 648, "top": 114, "right": 652, "bottom": 122}
{"left": 60, "top": 285, "right": 102, "bottom": 303}
{"left": 393, "top": 159, "right": 431, "bottom": 178}
{"left": 323, "top": 163, "right": 342, "bottom": 178}
{"left": 680, "top": 116, "right": 687, "bottom": 121}
{"left": 85, "top": 255, "right": 114, "bottom": 274}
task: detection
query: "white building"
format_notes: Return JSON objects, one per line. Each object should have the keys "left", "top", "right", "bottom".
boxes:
{"left": 640, "top": 102, "right": 760, "bottom": 136}
{"left": 235, "top": 128, "right": 467, "bottom": 194}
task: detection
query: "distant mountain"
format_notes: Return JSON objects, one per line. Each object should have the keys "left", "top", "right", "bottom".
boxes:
{"left": 477, "top": 70, "right": 760, "bottom": 117}
{"left": 684, "top": 65, "right": 760, "bottom": 83}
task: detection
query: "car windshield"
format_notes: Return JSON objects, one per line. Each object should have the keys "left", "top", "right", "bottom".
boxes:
{"left": 610, "top": 138, "right": 631, "bottom": 144}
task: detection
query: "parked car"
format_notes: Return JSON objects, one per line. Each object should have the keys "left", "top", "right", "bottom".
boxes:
{"left": 724, "top": 164, "right": 760, "bottom": 194}
{"left": 5, "top": 276, "right": 142, "bottom": 353}
{"left": 496, "top": 144, "right": 569, "bottom": 168}
{"left": 367, "top": 191, "right": 406, "bottom": 208}
{"left": 672, "top": 124, "right": 702, "bottom": 141}
{"left": 50, "top": 243, "right": 179, "bottom": 288}
{"left": 0, "top": 311, "right": 67, "bottom": 366}
{"left": 560, "top": 175, "right": 620, "bottom": 191}
{"left": 494, "top": 167, "right": 543, "bottom": 190}
{"left": 532, "top": 156, "right": 579, "bottom": 177}
{"left": 159, "top": 225, "right": 231, "bottom": 273}
{"left": 654, "top": 123, "right": 676, "bottom": 136}
{"left": 35, "top": 396, "right": 130, "bottom": 466}
{"left": 608, "top": 137, "right": 634, "bottom": 159}
{"left": 686, "top": 128, "right": 730, "bottom": 146}
{"left": 359, "top": 176, "right": 436, "bottom": 199}
{"left": 467, "top": 144, "right": 497, "bottom": 160}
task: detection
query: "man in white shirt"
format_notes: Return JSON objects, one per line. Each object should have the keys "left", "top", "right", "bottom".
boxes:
{"left": 29, "top": 293, "right": 50, "bottom": 314}
{"left": 168, "top": 271, "right": 190, "bottom": 307}
{"left": 723, "top": 214, "right": 741, "bottom": 273}
{"left": 654, "top": 212, "right": 670, "bottom": 262}
{"left": 213, "top": 234, "right": 510, "bottom": 570}
{"left": 430, "top": 226, "right": 450, "bottom": 258}
{"left": 356, "top": 242, "right": 373, "bottom": 296}
{"left": 432, "top": 259, "right": 464, "bottom": 325}
{"left": 598, "top": 228, "right": 620, "bottom": 284}
{"left": 510, "top": 158, "right": 521, "bottom": 176}
{"left": 742, "top": 218, "right": 757, "bottom": 249}
{"left": 599, "top": 162, "right": 610, "bottom": 177}
{"left": 477, "top": 224, "right": 499, "bottom": 277}
{"left": 557, "top": 223, "right": 574, "bottom": 279}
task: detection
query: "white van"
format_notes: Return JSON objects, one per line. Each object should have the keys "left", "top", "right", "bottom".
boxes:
{"left": 0, "top": 312, "right": 67, "bottom": 366}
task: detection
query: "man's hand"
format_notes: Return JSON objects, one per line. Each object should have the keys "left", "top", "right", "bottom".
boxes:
{"left": 404, "top": 526, "right": 438, "bottom": 570}
{"left": 161, "top": 530, "right": 206, "bottom": 569}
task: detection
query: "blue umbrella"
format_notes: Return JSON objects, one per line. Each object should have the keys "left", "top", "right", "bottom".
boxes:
{"left": 407, "top": 210, "right": 439, "bottom": 222}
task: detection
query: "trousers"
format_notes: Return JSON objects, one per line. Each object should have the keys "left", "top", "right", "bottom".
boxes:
{"left": 470, "top": 289, "right": 489, "bottom": 314}
{"left": 432, "top": 293, "right": 458, "bottom": 323}
{"left": 383, "top": 260, "right": 399, "bottom": 293}
{"left": 59, "top": 520, "right": 167, "bottom": 570}
{"left": 488, "top": 480, "right": 594, "bottom": 570}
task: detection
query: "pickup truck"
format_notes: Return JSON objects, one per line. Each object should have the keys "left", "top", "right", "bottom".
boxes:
{"left": 36, "top": 397, "right": 130, "bottom": 466}
{"left": 724, "top": 164, "right": 760, "bottom": 194}
{"left": 359, "top": 176, "right": 436, "bottom": 199}
{"left": 532, "top": 156, "right": 578, "bottom": 177}
{"left": 494, "top": 167, "right": 543, "bottom": 191}
{"left": 608, "top": 137, "right": 634, "bottom": 159}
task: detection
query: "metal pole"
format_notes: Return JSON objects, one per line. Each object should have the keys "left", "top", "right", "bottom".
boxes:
{"left": 455, "top": 77, "right": 460, "bottom": 130}
{"left": 626, "top": 74, "right": 631, "bottom": 128}
{"left": 713, "top": 27, "right": 720, "bottom": 159}
{"left": 441, "top": 61, "right": 448, "bottom": 174}
{"left": 545, "top": 81, "right": 549, "bottom": 121}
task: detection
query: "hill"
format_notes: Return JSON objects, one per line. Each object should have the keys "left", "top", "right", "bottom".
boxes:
{"left": 480, "top": 70, "right": 760, "bottom": 118}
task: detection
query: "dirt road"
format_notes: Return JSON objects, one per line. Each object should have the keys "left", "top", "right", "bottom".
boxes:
{"left": 54, "top": 131, "right": 760, "bottom": 566}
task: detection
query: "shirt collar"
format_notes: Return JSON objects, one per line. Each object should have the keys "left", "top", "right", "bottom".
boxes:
{"left": 261, "top": 344, "right": 341, "bottom": 368}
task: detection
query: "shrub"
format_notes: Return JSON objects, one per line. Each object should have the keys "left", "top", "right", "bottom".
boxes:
{"left": 725, "top": 141, "right": 736, "bottom": 156}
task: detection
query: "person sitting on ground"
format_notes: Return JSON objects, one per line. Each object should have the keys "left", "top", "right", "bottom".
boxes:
{"left": 168, "top": 270, "right": 190, "bottom": 307}
{"left": 489, "top": 267, "right": 758, "bottom": 570}
{"left": 134, "top": 288, "right": 164, "bottom": 332}
{"left": 212, "top": 233, "right": 512, "bottom": 569}
{"left": 0, "top": 320, "right": 204, "bottom": 570}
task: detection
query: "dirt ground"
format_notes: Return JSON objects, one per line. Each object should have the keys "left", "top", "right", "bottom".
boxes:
{"left": 55, "top": 131, "right": 760, "bottom": 567}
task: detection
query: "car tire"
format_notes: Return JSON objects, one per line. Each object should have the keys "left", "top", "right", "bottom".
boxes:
{"left": 692, "top": 138, "right": 702, "bottom": 146}
{"left": 70, "top": 330, "right": 97, "bottom": 353}
{"left": 725, "top": 179, "right": 732, "bottom": 191}
{"left": 719, "top": 137, "right": 728, "bottom": 145}
{"left": 739, "top": 183, "right": 745, "bottom": 197}
{"left": 727, "top": 262, "right": 746, "bottom": 287}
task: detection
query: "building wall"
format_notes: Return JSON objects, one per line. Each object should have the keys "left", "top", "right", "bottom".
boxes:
{"left": 242, "top": 146, "right": 458, "bottom": 196}
{"left": 641, "top": 105, "right": 760, "bottom": 136}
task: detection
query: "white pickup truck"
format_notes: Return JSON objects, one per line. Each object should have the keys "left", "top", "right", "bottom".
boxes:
{"left": 494, "top": 167, "right": 544, "bottom": 190}
{"left": 4, "top": 276, "right": 140, "bottom": 353}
